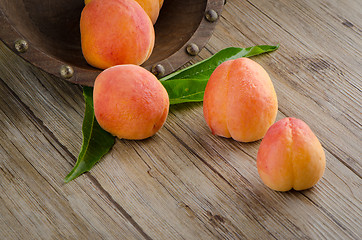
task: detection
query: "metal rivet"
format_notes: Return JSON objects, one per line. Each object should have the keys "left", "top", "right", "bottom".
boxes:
{"left": 151, "top": 64, "right": 165, "bottom": 78}
{"left": 186, "top": 43, "right": 199, "bottom": 56}
{"left": 60, "top": 65, "right": 74, "bottom": 79}
{"left": 205, "top": 9, "right": 218, "bottom": 22}
{"left": 14, "top": 39, "right": 28, "bottom": 53}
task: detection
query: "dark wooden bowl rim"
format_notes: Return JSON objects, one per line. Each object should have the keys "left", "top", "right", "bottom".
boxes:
{"left": 0, "top": 0, "right": 224, "bottom": 86}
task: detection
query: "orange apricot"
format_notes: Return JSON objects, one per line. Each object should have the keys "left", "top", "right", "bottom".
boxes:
{"left": 203, "top": 58, "right": 278, "bottom": 142}
{"left": 84, "top": 0, "right": 162, "bottom": 24}
{"left": 93, "top": 65, "right": 169, "bottom": 140}
{"left": 80, "top": 0, "right": 155, "bottom": 69}
{"left": 134, "top": 0, "right": 162, "bottom": 24}
{"left": 159, "top": 0, "right": 164, "bottom": 8}
{"left": 257, "top": 117, "right": 326, "bottom": 191}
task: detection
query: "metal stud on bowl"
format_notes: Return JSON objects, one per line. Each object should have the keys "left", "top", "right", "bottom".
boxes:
{"left": 14, "top": 39, "right": 28, "bottom": 53}
{"left": 60, "top": 65, "right": 74, "bottom": 79}
{"left": 151, "top": 64, "right": 166, "bottom": 78}
{"left": 205, "top": 9, "right": 218, "bottom": 22}
{"left": 186, "top": 43, "right": 200, "bottom": 56}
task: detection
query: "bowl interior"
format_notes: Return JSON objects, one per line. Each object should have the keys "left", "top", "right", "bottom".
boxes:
{"left": 0, "top": 0, "right": 206, "bottom": 69}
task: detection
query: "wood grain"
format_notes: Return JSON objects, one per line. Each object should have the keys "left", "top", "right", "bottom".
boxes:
{"left": 1, "top": 0, "right": 361, "bottom": 239}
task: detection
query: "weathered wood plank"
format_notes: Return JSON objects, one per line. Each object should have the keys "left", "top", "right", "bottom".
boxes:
{"left": 165, "top": 102, "right": 361, "bottom": 239}
{"left": 0, "top": 0, "right": 361, "bottom": 239}
{"left": 0, "top": 48, "right": 148, "bottom": 240}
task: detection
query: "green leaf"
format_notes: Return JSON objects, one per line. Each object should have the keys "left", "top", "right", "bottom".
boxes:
{"left": 160, "top": 45, "right": 279, "bottom": 104}
{"left": 64, "top": 87, "right": 115, "bottom": 183}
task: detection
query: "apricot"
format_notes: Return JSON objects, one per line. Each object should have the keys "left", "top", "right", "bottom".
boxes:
{"left": 80, "top": 0, "right": 155, "bottom": 69}
{"left": 84, "top": 0, "right": 162, "bottom": 24}
{"left": 93, "top": 65, "right": 169, "bottom": 140}
{"left": 257, "top": 117, "right": 326, "bottom": 191}
{"left": 159, "top": 0, "right": 164, "bottom": 8}
{"left": 203, "top": 58, "right": 278, "bottom": 142}
{"left": 134, "top": 0, "right": 162, "bottom": 24}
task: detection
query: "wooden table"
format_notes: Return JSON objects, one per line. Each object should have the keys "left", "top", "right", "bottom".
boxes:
{"left": 1, "top": 0, "right": 361, "bottom": 239}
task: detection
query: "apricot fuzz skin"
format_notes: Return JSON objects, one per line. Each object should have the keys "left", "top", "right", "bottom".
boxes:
{"left": 257, "top": 118, "right": 326, "bottom": 192}
{"left": 93, "top": 65, "right": 169, "bottom": 140}
{"left": 203, "top": 58, "right": 278, "bottom": 142}
{"left": 80, "top": 0, "right": 155, "bottom": 69}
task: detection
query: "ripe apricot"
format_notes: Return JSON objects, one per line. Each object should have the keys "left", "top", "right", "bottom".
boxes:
{"left": 159, "top": 0, "right": 164, "bottom": 8}
{"left": 80, "top": 0, "right": 155, "bottom": 69}
{"left": 84, "top": 0, "right": 162, "bottom": 24}
{"left": 203, "top": 58, "right": 278, "bottom": 142}
{"left": 257, "top": 117, "right": 326, "bottom": 191}
{"left": 93, "top": 65, "right": 169, "bottom": 140}
{"left": 134, "top": 0, "right": 162, "bottom": 24}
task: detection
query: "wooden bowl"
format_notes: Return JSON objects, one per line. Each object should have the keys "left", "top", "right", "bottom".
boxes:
{"left": 0, "top": 0, "right": 224, "bottom": 86}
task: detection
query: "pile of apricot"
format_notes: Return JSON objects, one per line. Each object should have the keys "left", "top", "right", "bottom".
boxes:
{"left": 81, "top": 1, "right": 325, "bottom": 192}
{"left": 203, "top": 58, "right": 325, "bottom": 191}
{"left": 81, "top": 0, "right": 169, "bottom": 139}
